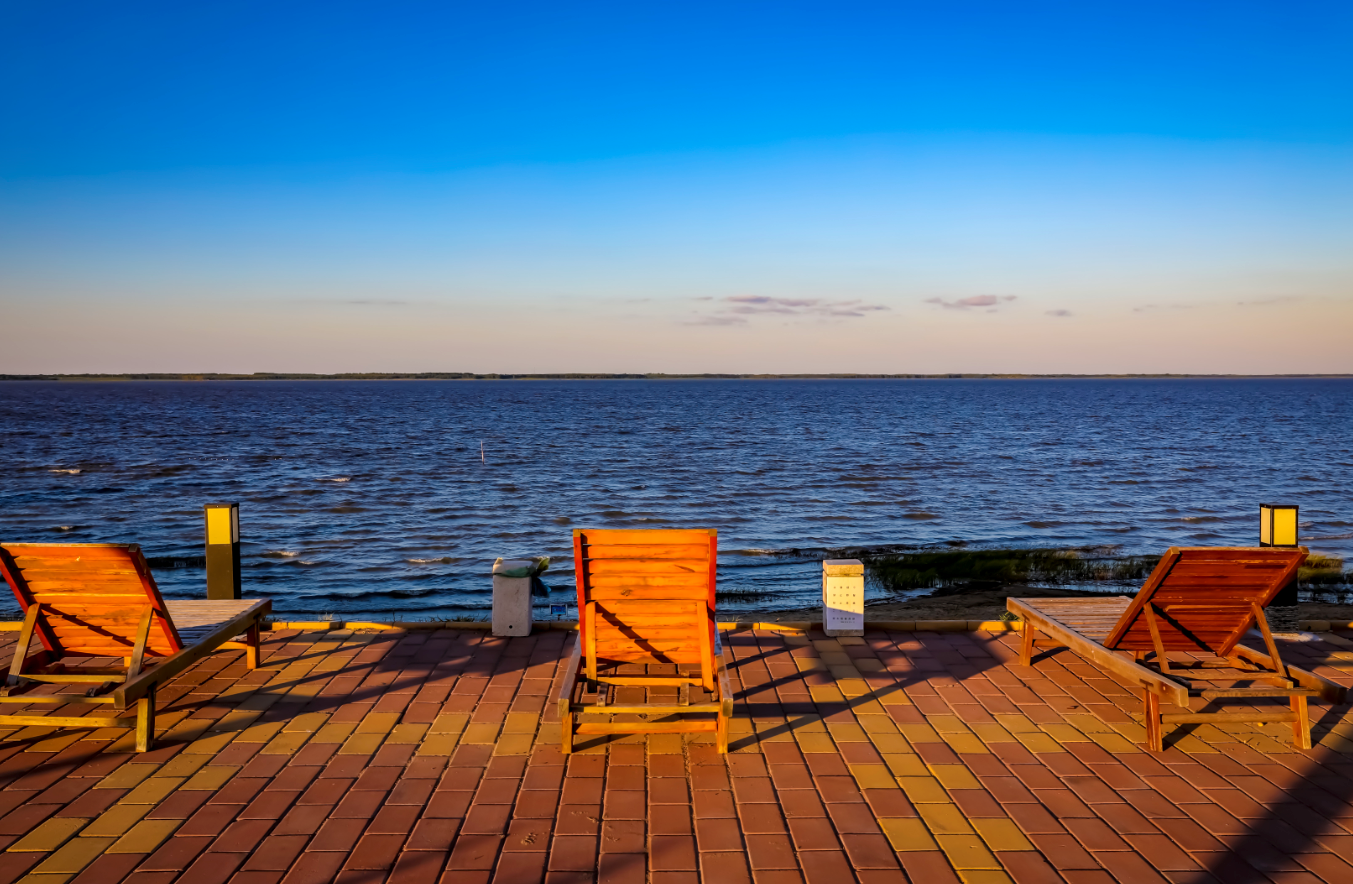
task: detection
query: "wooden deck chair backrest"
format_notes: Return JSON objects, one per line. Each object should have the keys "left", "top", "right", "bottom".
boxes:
{"left": 1103, "top": 546, "right": 1306, "bottom": 657}
{"left": 573, "top": 529, "right": 718, "bottom": 686}
{"left": 0, "top": 543, "right": 183, "bottom": 659}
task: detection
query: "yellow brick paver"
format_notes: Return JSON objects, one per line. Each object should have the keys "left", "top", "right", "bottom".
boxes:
{"left": 7, "top": 819, "right": 88, "bottom": 852}
{"left": 918, "top": 803, "right": 976, "bottom": 834}
{"left": 881, "top": 817, "right": 939, "bottom": 851}
{"left": 31, "top": 836, "right": 117, "bottom": 874}
{"left": 107, "top": 819, "right": 180, "bottom": 853}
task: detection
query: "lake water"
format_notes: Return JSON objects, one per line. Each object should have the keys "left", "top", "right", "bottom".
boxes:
{"left": 2, "top": 378, "right": 1350, "bottom": 619}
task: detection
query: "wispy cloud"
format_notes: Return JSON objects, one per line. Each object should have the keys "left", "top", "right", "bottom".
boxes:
{"left": 1237, "top": 295, "right": 1301, "bottom": 306}
{"left": 686, "top": 314, "right": 747, "bottom": 326}
{"left": 295, "top": 298, "right": 412, "bottom": 307}
{"left": 1046, "top": 309, "right": 1073, "bottom": 317}
{"left": 924, "top": 295, "right": 1018, "bottom": 311}
{"left": 685, "top": 295, "right": 889, "bottom": 325}
{"left": 1132, "top": 303, "right": 1195, "bottom": 313}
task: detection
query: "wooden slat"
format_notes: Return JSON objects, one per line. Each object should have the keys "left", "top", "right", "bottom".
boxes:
{"left": 570, "top": 702, "right": 721, "bottom": 715}
{"left": 585, "top": 560, "right": 708, "bottom": 574}
{"left": 577, "top": 529, "right": 716, "bottom": 545}
{"left": 581, "top": 543, "right": 711, "bottom": 559}
{"left": 588, "top": 586, "right": 709, "bottom": 601}
{"left": 1160, "top": 711, "right": 1299, "bottom": 724}
{"left": 594, "top": 644, "right": 700, "bottom": 657}
{"left": 0, "top": 715, "right": 124, "bottom": 728}
{"left": 595, "top": 608, "right": 701, "bottom": 622}
{"left": 574, "top": 721, "right": 717, "bottom": 735}
{"left": 586, "top": 576, "right": 708, "bottom": 590}
{"left": 1198, "top": 688, "right": 1317, "bottom": 699}
{"left": 594, "top": 676, "right": 702, "bottom": 686}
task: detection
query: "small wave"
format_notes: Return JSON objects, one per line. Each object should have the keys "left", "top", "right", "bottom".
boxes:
{"left": 316, "top": 587, "right": 443, "bottom": 602}
{"left": 1180, "top": 516, "right": 1223, "bottom": 523}
{"left": 262, "top": 550, "right": 302, "bottom": 558}
{"left": 322, "top": 477, "right": 352, "bottom": 483}
{"left": 901, "top": 512, "right": 940, "bottom": 520}
{"left": 49, "top": 468, "right": 81, "bottom": 474}
{"left": 407, "top": 557, "right": 457, "bottom": 564}
{"left": 1025, "top": 521, "right": 1064, "bottom": 529}
{"left": 51, "top": 525, "right": 78, "bottom": 532}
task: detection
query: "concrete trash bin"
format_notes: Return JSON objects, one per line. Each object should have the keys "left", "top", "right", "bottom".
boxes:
{"left": 492, "top": 556, "right": 549, "bottom": 637}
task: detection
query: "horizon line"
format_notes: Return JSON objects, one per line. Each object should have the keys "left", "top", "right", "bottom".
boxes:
{"left": 5, "top": 372, "right": 1353, "bottom": 382}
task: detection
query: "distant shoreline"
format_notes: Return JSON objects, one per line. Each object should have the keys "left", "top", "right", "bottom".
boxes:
{"left": 4, "top": 373, "right": 1352, "bottom": 382}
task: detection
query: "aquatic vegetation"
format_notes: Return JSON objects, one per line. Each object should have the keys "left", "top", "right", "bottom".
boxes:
{"left": 866, "top": 547, "right": 1161, "bottom": 593}
{"left": 716, "top": 586, "right": 778, "bottom": 604}
{"left": 1300, "top": 554, "right": 1351, "bottom": 586}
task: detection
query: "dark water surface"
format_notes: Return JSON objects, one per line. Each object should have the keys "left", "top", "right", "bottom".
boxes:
{"left": 2, "top": 379, "right": 1350, "bottom": 618}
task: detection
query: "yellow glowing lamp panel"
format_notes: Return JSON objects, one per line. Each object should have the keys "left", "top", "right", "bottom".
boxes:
{"left": 1260, "top": 504, "right": 1298, "bottom": 547}
{"left": 206, "top": 505, "right": 239, "bottom": 545}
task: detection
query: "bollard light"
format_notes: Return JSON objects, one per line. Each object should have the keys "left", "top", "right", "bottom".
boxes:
{"left": 1259, "top": 504, "right": 1299, "bottom": 548}
{"left": 204, "top": 502, "right": 241, "bottom": 600}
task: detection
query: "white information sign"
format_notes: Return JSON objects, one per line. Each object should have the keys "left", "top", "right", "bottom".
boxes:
{"left": 823, "top": 559, "right": 864, "bottom": 636}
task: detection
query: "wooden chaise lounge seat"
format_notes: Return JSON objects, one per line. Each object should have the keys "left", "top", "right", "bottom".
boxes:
{"left": 1009, "top": 546, "right": 1345, "bottom": 751}
{"left": 1, "top": 542, "right": 271, "bottom": 752}
{"left": 558, "top": 528, "right": 733, "bottom": 753}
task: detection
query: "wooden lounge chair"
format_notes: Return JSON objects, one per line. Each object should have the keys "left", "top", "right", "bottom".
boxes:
{"left": 1, "top": 542, "right": 271, "bottom": 751}
{"left": 1009, "top": 546, "right": 1346, "bottom": 751}
{"left": 557, "top": 529, "right": 733, "bottom": 753}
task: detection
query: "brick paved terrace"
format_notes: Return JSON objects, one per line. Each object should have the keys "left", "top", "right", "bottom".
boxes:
{"left": 4, "top": 623, "right": 1353, "bottom": 884}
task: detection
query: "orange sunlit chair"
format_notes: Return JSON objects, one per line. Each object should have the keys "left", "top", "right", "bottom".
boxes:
{"left": 1, "top": 543, "right": 270, "bottom": 751}
{"left": 1009, "top": 546, "right": 1345, "bottom": 751}
{"left": 557, "top": 529, "right": 733, "bottom": 752}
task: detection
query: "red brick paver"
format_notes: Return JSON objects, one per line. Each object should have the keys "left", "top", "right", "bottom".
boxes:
{"left": 2, "top": 622, "right": 1353, "bottom": 883}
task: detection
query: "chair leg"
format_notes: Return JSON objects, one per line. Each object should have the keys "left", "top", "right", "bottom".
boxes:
{"left": 1144, "top": 691, "right": 1162, "bottom": 752}
{"left": 1292, "top": 694, "right": 1312, "bottom": 750}
{"left": 2, "top": 605, "right": 40, "bottom": 696}
{"left": 716, "top": 708, "right": 728, "bottom": 754}
{"left": 1020, "top": 623, "right": 1035, "bottom": 666}
{"left": 135, "top": 687, "right": 157, "bottom": 753}
{"left": 560, "top": 712, "right": 574, "bottom": 754}
{"left": 245, "top": 624, "right": 261, "bottom": 669}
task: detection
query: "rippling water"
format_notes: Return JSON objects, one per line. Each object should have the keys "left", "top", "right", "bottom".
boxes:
{"left": 2, "top": 379, "right": 1350, "bottom": 618}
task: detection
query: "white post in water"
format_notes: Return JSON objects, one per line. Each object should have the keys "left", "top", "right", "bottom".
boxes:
{"left": 823, "top": 559, "right": 864, "bottom": 636}
{"left": 492, "top": 558, "right": 541, "bottom": 637}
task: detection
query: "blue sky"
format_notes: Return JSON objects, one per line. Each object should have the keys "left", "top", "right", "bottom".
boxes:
{"left": 2, "top": 1, "right": 1351, "bottom": 373}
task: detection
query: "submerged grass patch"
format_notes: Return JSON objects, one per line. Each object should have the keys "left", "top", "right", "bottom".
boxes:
{"left": 716, "top": 586, "right": 778, "bottom": 604}
{"left": 865, "top": 547, "right": 1161, "bottom": 594}
{"left": 1301, "top": 554, "right": 1351, "bottom": 586}
{"left": 866, "top": 548, "right": 1353, "bottom": 597}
